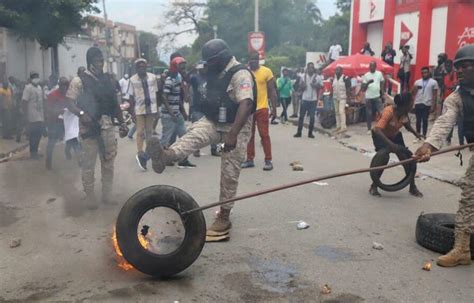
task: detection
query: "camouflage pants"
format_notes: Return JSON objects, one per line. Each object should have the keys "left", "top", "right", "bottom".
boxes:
{"left": 80, "top": 117, "right": 117, "bottom": 196}
{"left": 170, "top": 116, "right": 252, "bottom": 210}
{"left": 456, "top": 154, "right": 474, "bottom": 235}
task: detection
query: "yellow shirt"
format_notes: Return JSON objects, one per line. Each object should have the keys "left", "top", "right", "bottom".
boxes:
{"left": 0, "top": 87, "right": 13, "bottom": 110}
{"left": 252, "top": 65, "right": 273, "bottom": 110}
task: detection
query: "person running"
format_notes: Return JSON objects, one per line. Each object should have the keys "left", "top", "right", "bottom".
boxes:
{"left": 241, "top": 51, "right": 278, "bottom": 171}
{"left": 276, "top": 68, "right": 293, "bottom": 123}
{"left": 370, "top": 92, "right": 424, "bottom": 197}
{"left": 412, "top": 66, "right": 439, "bottom": 141}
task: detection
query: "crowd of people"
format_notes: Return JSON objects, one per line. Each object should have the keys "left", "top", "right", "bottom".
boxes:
{"left": 0, "top": 39, "right": 472, "bottom": 267}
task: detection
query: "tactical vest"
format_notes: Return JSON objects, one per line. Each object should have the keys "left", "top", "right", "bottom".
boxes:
{"left": 202, "top": 64, "right": 257, "bottom": 123}
{"left": 460, "top": 87, "right": 474, "bottom": 143}
{"left": 77, "top": 72, "right": 118, "bottom": 120}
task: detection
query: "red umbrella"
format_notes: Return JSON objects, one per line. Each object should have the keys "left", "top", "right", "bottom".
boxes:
{"left": 322, "top": 54, "right": 394, "bottom": 78}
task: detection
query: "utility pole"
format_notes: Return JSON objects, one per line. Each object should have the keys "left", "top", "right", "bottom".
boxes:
{"left": 254, "top": 0, "right": 259, "bottom": 32}
{"left": 102, "top": 0, "right": 112, "bottom": 73}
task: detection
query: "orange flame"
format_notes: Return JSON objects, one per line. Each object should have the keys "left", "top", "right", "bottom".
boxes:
{"left": 112, "top": 227, "right": 150, "bottom": 271}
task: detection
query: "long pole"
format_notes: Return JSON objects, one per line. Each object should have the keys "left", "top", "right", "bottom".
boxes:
{"left": 181, "top": 143, "right": 474, "bottom": 215}
{"left": 254, "top": 0, "right": 259, "bottom": 32}
{"left": 102, "top": 0, "right": 111, "bottom": 73}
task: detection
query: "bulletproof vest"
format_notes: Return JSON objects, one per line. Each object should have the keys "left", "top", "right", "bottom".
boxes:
{"left": 77, "top": 72, "right": 118, "bottom": 120}
{"left": 202, "top": 64, "right": 257, "bottom": 123}
{"left": 460, "top": 87, "right": 474, "bottom": 143}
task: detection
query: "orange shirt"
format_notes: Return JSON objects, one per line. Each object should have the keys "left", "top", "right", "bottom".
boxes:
{"left": 375, "top": 105, "right": 408, "bottom": 139}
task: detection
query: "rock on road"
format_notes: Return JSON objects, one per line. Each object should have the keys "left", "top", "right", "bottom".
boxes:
{"left": 0, "top": 122, "right": 472, "bottom": 302}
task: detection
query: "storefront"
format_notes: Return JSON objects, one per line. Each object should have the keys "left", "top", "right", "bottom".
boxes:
{"left": 349, "top": 0, "right": 474, "bottom": 81}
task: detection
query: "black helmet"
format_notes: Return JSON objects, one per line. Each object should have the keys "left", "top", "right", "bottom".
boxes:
{"left": 454, "top": 44, "right": 474, "bottom": 66}
{"left": 202, "top": 39, "right": 232, "bottom": 63}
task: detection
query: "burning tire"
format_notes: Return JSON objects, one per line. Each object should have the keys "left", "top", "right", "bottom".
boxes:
{"left": 369, "top": 148, "right": 416, "bottom": 192}
{"left": 415, "top": 213, "right": 474, "bottom": 259}
{"left": 116, "top": 185, "right": 206, "bottom": 277}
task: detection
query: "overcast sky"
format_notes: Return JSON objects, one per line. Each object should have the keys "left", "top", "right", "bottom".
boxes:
{"left": 95, "top": 0, "right": 339, "bottom": 47}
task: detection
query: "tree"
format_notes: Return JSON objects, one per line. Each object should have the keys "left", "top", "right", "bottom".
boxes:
{"left": 0, "top": 0, "right": 99, "bottom": 49}
{"left": 336, "top": 0, "right": 351, "bottom": 13}
{"left": 139, "top": 31, "right": 160, "bottom": 66}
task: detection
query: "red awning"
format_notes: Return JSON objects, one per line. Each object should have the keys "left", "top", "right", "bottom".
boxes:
{"left": 323, "top": 54, "right": 394, "bottom": 77}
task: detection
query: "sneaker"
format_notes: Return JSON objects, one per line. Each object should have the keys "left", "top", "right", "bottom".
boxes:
{"left": 241, "top": 160, "right": 255, "bottom": 169}
{"left": 211, "top": 149, "right": 221, "bottom": 157}
{"left": 294, "top": 133, "right": 302, "bottom": 138}
{"left": 177, "top": 159, "right": 197, "bottom": 168}
{"left": 136, "top": 153, "right": 147, "bottom": 171}
{"left": 308, "top": 133, "right": 315, "bottom": 139}
{"left": 146, "top": 136, "right": 166, "bottom": 173}
{"left": 290, "top": 114, "right": 298, "bottom": 118}
{"left": 369, "top": 185, "right": 381, "bottom": 197}
{"left": 263, "top": 160, "right": 273, "bottom": 171}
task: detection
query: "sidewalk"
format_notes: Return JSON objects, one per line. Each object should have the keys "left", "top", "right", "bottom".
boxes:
{"left": 288, "top": 115, "right": 468, "bottom": 186}
{"left": 0, "top": 138, "right": 28, "bottom": 162}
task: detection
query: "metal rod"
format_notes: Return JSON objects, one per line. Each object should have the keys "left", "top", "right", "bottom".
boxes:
{"left": 181, "top": 143, "right": 474, "bottom": 216}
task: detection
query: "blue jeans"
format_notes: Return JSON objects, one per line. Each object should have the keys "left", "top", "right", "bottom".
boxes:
{"left": 297, "top": 100, "right": 317, "bottom": 135}
{"left": 160, "top": 113, "right": 187, "bottom": 147}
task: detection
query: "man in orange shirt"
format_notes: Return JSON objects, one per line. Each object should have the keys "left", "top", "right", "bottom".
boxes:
{"left": 241, "top": 52, "right": 278, "bottom": 171}
{"left": 370, "top": 92, "right": 423, "bottom": 197}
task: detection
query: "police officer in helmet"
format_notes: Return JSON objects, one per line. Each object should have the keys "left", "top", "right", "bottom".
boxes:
{"left": 416, "top": 44, "right": 474, "bottom": 267}
{"left": 147, "top": 39, "right": 256, "bottom": 240}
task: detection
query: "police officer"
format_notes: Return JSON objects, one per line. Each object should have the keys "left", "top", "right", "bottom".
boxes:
{"left": 66, "top": 47, "right": 128, "bottom": 209}
{"left": 415, "top": 44, "right": 474, "bottom": 267}
{"left": 147, "top": 39, "right": 256, "bottom": 239}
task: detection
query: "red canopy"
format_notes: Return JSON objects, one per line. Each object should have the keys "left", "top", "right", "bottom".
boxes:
{"left": 322, "top": 54, "right": 394, "bottom": 78}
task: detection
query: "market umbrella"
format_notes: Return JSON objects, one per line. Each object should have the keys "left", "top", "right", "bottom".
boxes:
{"left": 322, "top": 53, "right": 394, "bottom": 78}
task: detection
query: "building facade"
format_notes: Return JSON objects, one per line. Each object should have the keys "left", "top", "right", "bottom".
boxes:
{"left": 350, "top": 0, "right": 474, "bottom": 80}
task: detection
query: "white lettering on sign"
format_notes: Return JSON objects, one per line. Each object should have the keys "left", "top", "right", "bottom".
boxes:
{"left": 458, "top": 27, "right": 474, "bottom": 47}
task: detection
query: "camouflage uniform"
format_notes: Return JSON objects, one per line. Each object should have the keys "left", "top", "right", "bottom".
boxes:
{"left": 425, "top": 89, "right": 473, "bottom": 235}
{"left": 66, "top": 72, "right": 118, "bottom": 197}
{"left": 165, "top": 57, "right": 254, "bottom": 210}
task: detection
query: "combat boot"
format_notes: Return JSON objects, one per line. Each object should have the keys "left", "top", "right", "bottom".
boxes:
{"left": 207, "top": 208, "right": 232, "bottom": 236}
{"left": 437, "top": 232, "right": 471, "bottom": 267}
{"left": 146, "top": 137, "right": 175, "bottom": 174}
{"left": 82, "top": 191, "right": 98, "bottom": 210}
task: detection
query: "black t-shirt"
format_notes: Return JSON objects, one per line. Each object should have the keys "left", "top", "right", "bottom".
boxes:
{"left": 189, "top": 74, "right": 207, "bottom": 113}
{"left": 381, "top": 49, "right": 396, "bottom": 66}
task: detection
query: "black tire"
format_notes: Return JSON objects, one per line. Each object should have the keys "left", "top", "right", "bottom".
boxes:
{"left": 116, "top": 185, "right": 206, "bottom": 278}
{"left": 415, "top": 213, "right": 474, "bottom": 259}
{"left": 369, "top": 148, "right": 416, "bottom": 192}
{"left": 320, "top": 110, "right": 336, "bottom": 129}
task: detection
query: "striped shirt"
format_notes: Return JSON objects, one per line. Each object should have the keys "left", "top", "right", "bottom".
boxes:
{"left": 162, "top": 75, "right": 181, "bottom": 115}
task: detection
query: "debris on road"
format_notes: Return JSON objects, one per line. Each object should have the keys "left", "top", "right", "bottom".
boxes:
{"left": 372, "top": 242, "right": 384, "bottom": 250}
{"left": 312, "top": 181, "right": 328, "bottom": 186}
{"left": 296, "top": 221, "right": 310, "bottom": 230}
{"left": 422, "top": 261, "right": 432, "bottom": 271}
{"left": 320, "top": 283, "right": 332, "bottom": 295}
{"left": 290, "top": 161, "right": 304, "bottom": 171}
{"left": 46, "top": 198, "right": 56, "bottom": 204}
{"left": 9, "top": 238, "right": 21, "bottom": 248}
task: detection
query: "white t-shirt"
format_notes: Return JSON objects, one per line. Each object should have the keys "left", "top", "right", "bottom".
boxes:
{"left": 328, "top": 44, "right": 342, "bottom": 61}
{"left": 119, "top": 78, "right": 130, "bottom": 99}
{"left": 414, "top": 78, "right": 438, "bottom": 106}
{"left": 301, "top": 74, "right": 323, "bottom": 101}
{"left": 362, "top": 71, "right": 384, "bottom": 99}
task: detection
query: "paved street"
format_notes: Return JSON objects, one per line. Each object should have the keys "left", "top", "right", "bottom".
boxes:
{"left": 0, "top": 122, "right": 473, "bottom": 302}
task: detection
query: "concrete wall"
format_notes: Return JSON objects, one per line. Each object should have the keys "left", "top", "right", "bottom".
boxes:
{"left": 58, "top": 36, "right": 93, "bottom": 79}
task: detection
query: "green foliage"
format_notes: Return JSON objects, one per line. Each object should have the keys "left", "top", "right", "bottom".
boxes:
{"left": 0, "top": 0, "right": 99, "bottom": 48}
{"left": 267, "top": 45, "right": 307, "bottom": 67}
{"left": 265, "top": 55, "right": 291, "bottom": 76}
{"left": 139, "top": 31, "right": 161, "bottom": 66}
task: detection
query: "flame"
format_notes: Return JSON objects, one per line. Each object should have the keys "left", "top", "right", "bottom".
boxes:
{"left": 112, "top": 227, "right": 151, "bottom": 271}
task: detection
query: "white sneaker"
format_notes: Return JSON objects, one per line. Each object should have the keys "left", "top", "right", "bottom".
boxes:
{"left": 367, "top": 130, "right": 372, "bottom": 135}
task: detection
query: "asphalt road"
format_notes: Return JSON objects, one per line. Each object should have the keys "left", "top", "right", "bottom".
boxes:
{"left": 0, "top": 121, "right": 472, "bottom": 302}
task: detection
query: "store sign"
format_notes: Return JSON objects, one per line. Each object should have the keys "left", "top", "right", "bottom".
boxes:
{"left": 458, "top": 27, "right": 474, "bottom": 47}
{"left": 248, "top": 32, "right": 265, "bottom": 60}
{"left": 359, "top": 0, "right": 385, "bottom": 23}
{"left": 393, "top": 12, "right": 419, "bottom": 64}
{"left": 399, "top": 22, "right": 414, "bottom": 47}
{"left": 306, "top": 52, "right": 328, "bottom": 68}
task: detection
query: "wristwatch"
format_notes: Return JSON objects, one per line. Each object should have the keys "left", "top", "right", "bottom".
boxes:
{"left": 79, "top": 110, "right": 84, "bottom": 116}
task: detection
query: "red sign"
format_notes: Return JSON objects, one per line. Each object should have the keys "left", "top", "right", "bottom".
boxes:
{"left": 248, "top": 32, "right": 265, "bottom": 60}
{"left": 399, "top": 21, "right": 414, "bottom": 47}
{"left": 445, "top": 2, "right": 474, "bottom": 59}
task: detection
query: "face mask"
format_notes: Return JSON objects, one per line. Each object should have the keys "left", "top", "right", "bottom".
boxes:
{"left": 32, "top": 78, "right": 40, "bottom": 85}
{"left": 207, "top": 62, "right": 225, "bottom": 75}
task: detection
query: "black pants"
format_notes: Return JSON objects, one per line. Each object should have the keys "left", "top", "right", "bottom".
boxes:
{"left": 280, "top": 97, "right": 291, "bottom": 121}
{"left": 371, "top": 132, "right": 416, "bottom": 189}
{"left": 297, "top": 100, "right": 316, "bottom": 135}
{"left": 415, "top": 104, "right": 430, "bottom": 137}
{"left": 399, "top": 72, "right": 411, "bottom": 93}
{"left": 65, "top": 138, "right": 81, "bottom": 161}
{"left": 1, "top": 108, "right": 13, "bottom": 138}
{"left": 28, "top": 121, "right": 44, "bottom": 156}
{"left": 46, "top": 121, "right": 65, "bottom": 168}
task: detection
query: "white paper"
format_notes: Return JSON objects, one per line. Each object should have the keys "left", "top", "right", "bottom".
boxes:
{"left": 63, "top": 109, "right": 79, "bottom": 141}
